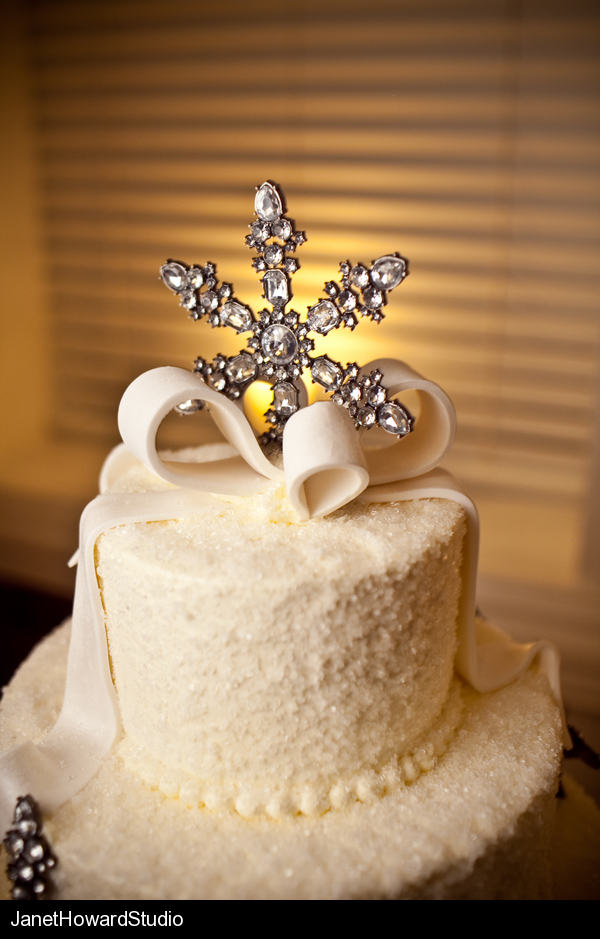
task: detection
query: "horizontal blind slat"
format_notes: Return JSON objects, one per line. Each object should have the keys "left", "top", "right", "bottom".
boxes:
{"left": 26, "top": 0, "right": 600, "bottom": 507}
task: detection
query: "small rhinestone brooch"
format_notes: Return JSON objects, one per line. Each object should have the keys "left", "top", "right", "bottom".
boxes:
{"left": 4, "top": 795, "right": 57, "bottom": 900}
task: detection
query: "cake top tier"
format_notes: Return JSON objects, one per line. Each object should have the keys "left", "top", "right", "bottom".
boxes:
{"left": 97, "top": 464, "right": 467, "bottom": 818}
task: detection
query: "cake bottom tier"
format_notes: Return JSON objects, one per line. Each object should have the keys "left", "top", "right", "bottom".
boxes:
{"left": 1, "top": 621, "right": 564, "bottom": 901}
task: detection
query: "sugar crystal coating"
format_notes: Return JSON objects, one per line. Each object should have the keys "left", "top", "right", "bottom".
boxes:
{"left": 0, "top": 623, "right": 562, "bottom": 900}
{"left": 95, "top": 476, "right": 466, "bottom": 813}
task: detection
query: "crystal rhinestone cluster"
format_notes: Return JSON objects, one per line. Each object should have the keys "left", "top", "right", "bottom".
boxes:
{"left": 160, "top": 182, "right": 413, "bottom": 443}
{"left": 4, "top": 795, "right": 57, "bottom": 900}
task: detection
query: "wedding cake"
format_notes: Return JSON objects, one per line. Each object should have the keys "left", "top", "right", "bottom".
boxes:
{"left": 0, "top": 184, "right": 567, "bottom": 900}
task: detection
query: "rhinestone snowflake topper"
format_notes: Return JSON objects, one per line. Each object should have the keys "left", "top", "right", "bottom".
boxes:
{"left": 160, "top": 181, "right": 413, "bottom": 445}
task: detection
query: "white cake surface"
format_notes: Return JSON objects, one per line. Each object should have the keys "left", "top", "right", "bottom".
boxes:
{"left": 0, "top": 621, "right": 562, "bottom": 900}
{"left": 0, "top": 463, "right": 568, "bottom": 899}
{"left": 95, "top": 479, "right": 466, "bottom": 817}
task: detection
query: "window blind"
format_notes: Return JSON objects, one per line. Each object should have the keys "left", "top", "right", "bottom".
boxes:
{"left": 28, "top": 0, "right": 600, "bottom": 513}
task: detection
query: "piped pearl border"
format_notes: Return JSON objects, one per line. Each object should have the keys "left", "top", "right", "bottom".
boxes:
{"left": 117, "top": 679, "right": 465, "bottom": 821}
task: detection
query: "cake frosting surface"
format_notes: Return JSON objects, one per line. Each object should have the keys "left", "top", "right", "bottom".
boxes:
{"left": 0, "top": 436, "right": 567, "bottom": 898}
{"left": 0, "top": 622, "right": 563, "bottom": 900}
{"left": 96, "top": 463, "right": 466, "bottom": 817}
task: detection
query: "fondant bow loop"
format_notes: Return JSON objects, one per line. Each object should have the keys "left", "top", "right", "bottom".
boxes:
{"left": 117, "top": 362, "right": 456, "bottom": 519}
{"left": 284, "top": 403, "right": 369, "bottom": 519}
{"left": 117, "top": 367, "right": 282, "bottom": 495}
{"left": 361, "top": 359, "right": 456, "bottom": 485}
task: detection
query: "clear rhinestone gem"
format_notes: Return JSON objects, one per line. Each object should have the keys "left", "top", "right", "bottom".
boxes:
{"left": 349, "top": 265, "right": 369, "bottom": 288}
{"left": 357, "top": 406, "right": 376, "bottom": 427}
{"left": 307, "top": 300, "right": 339, "bottom": 335}
{"left": 161, "top": 261, "right": 187, "bottom": 292}
{"left": 263, "top": 269, "right": 288, "bottom": 305}
{"left": 225, "top": 353, "right": 256, "bottom": 383}
{"left": 188, "top": 267, "right": 204, "bottom": 288}
{"left": 378, "top": 402, "right": 411, "bottom": 435}
{"left": 272, "top": 381, "right": 299, "bottom": 417}
{"left": 283, "top": 257, "right": 298, "bottom": 273}
{"left": 255, "top": 182, "right": 282, "bottom": 222}
{"left": 272, "top": 218, "right": 292, "bottom": 241}
{"left": 181, "top": 290, "right": 197, "bottom": 310}
{"left": 337, "top": 289, "right": 357, "bottom": 311}
{"left": 363, "top": 287, "right": 383, "bottom": 310}
{"left": 27, "top": 842, "right": 45, "bottom": 863}
{"left": 251, "top": 220, "right": 271, "bottom": 242}
{"left": 310, "top": 356, "right": 343, "bottom": 390}
{"left": 15, "top": 797, "right": 38, "bottom": 822}
{"left": 367, "top": 385, "right": 386, "bottom": 406}
{"left": 343, "top": 380, "right": 362, "bottom": 402}
{"left": 370, "top": 255, "right": 406, "bottom": 290}
{"left": 175, "top": 399, "right": 204, "bottom": 414}
{"left": 261, "top": 324, "right": 297, "bottom": 363}
{"left": 5, "top": 832, "right": 24, "bottom": 859}
{"left": 219, "top": 300, "right": 253, "bottom": 332}
{"left": 264, "top": 243, "right": 283, "bottom": 266}
{"left": 200, "top": 290, "right": 219, "bottom": 312}
{"left": 207, "top": 371, "right": 226, "bottom": 391}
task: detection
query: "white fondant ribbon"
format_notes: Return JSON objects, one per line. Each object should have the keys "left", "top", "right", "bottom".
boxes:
{"left": 0, "top": 366, "right": 570, "bottom": 836}
{"left": 117, "top": 366, "right": 283, "bottom": 495}
{"left": 359, "top": 359, "right": 457, "bottom": 485}
{"left": 116, "top": 361, "right": 457, "bottom": 520}
{"left": 283, "top": 403, "right": 369, "bottom": 519}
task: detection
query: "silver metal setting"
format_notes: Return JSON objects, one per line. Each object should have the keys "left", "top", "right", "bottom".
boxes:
{"left": 4, "top": 795, "right": 57, "bottom": 900}
{"left": 160, "top": 182, "right": 413, "bottom": 444}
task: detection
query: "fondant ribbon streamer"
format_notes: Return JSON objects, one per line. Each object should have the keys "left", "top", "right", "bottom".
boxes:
{"left": 0, "top": 364, "right": 569, "bottom": 835}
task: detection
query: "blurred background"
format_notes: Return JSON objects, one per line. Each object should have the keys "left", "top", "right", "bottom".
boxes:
{"left": 1, "top": 1, "right": 599, "bottom": 789}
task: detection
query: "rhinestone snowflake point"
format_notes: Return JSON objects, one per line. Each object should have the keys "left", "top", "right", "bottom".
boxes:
{"left": 160, "top": 182, "right": 413, "bottom": 444}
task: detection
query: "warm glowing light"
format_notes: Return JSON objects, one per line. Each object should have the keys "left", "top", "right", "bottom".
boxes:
{"left": 242, "top": 380, "right": 275, "bottom": 434}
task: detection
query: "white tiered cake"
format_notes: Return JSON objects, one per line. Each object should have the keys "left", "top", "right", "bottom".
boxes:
{"left": 0, "top": 472, "right": 562, "bottom": 899}
{"left": 0, "top": 183, "right": 568, "bottom": 900}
